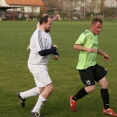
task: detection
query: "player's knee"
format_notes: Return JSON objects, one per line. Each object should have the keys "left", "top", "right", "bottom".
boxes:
{"left": 85, "top": 85, "right": 96, "bottom": 93}
{"left": 50, "top": 85, "right": 54, "bottom": 92}
{"left": 90, "top": 85, "right": 96, "bottom": 92}
{"left": 99, "top": 77, "right": 108, "bottom": 88}
{"left": 101, "top": 81, "right": 108, "bottom": 88}
{"left": 47, "top": 83, "right": 54, "bottom": 92}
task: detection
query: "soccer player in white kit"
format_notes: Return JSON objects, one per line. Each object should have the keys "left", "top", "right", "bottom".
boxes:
{"left": 17, "top": 15, "right": 59, "bottom": 117}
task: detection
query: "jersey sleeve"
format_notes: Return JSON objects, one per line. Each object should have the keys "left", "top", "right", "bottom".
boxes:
{"left": 38, "top": 46, "right": 57, "bottom": 56}
{"left": 75, "top": 33, "right": 86, "bottom": 45}
{"left": 34, "top": 30, "right": 45, "bottom": 52}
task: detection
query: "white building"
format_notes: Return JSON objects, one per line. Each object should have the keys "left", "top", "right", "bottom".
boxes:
{"left": 0, "top": 0, "right": 44, "bottom": 13}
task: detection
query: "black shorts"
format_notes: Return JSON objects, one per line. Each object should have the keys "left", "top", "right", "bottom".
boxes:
{"left": 78, "top": 64, "right": 107, "bottom": 86}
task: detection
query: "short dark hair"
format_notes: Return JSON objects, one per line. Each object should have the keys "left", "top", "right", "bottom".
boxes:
{"left": 91, "top": 18, "right": 102, "bottom": 25}
{"left": 40, "top": 15, "right": 49, "bottom": 25}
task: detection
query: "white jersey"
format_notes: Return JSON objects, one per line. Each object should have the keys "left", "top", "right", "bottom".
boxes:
{"left": 28, "top": 28, "right": 52, "bottom": 73}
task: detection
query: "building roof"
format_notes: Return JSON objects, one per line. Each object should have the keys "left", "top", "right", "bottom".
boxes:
{"left": 5, "top": 0, "right": 44, "bottom": 6}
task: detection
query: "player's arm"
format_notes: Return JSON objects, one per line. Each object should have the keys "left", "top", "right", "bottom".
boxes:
{"left": 73, "top": 44, "right": 96, "bottom": 53}
{"left": 52, "top": 44, "right": 59, "bottom": 60}
{"left": 52, "top": 50, "right": 59, "bottom": 60}
{"left": 38, "top": 46, "right": 57, "bottom": 56}
{"left": 97, "top": 49, "right": 110, "bottom": 61}
{"left": 74, "top": 33, "right": 96, "bottom": 53}
{"left": 52, "top": 44, "right": 59, "bottom": 56}
{"left": 74, "top": 44, "right": 88, "bottom": 51}
{"left": 36, "top": 31, "right": 58, "bottom": 56}
{"left": 52, "top": 51, "right": 59, "bottom": 56}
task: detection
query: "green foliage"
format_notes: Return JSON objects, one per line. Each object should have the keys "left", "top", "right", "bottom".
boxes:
{"left": 0, "top": 21, "right": 117, "bottom": 117}
{"left": 104, "top": 7, "right": 117, "bottom": 16}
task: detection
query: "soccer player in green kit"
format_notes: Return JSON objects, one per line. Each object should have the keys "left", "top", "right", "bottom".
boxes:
{"left": 70, "top": 18, "right": 117, "bottom": 116}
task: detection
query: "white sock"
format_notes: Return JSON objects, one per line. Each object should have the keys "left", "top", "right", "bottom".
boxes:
{"left": 20, "top": 87, "right": 40, "bottom": 99}
{"left": 32, "top": 95, "right": 47, "bottom": 113}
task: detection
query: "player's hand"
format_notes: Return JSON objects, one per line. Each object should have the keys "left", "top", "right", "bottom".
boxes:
{"left": 104, "top": 54, "right": 110, "bottom": 61}
{"left": 53, "top": 55, "right": 59, "bottom": 60}
{"left": 53, "top": 44, "right": 58, "bottom": 49}
{"left": 87, "top": 48, "right": 96, "bottom": 53}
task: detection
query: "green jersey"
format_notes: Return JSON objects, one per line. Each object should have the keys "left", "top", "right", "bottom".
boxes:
{"left": 75, "top": 30, "right": 98, "bottom": 70}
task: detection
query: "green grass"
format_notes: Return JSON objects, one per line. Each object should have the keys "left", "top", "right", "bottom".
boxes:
{"left": 0, "top": 20, "right": 117, "bottom": 117}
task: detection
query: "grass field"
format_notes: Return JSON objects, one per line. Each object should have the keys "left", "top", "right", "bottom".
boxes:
{"left": 0, "top": 20, "right": 117, "bottom": 117}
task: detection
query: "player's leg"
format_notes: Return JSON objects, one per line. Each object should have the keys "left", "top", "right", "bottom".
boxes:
{"left": 40, "top": 83, "right": 53, "bottom": 98}
{"left": 19, "top": 87, "right": 40, "bottom": 99}
{"left": 95, "top": 64, "right": 117, "bottom": 116}
{"left": 32, "top": 83, "right": 53, "bottom": 114}
{"left": 98, "top": 77, "right": 117, "bottom": 116}
{"left": 99, "top": 77, "right": 109, "bottom": 109}
{"left": 17, "top": 87, "right": 40, "bottom": 108}
{"left": 31, "top": 69, "right": 53, "bottom": 116}
{"left": 17, "top": 72, "right": 41, "bottom": 108}
{"left": 95, "top": 65, "right": 109, "bottom": 111}
{"left": 70, "top": 67, "right": 96, "bottom": 111}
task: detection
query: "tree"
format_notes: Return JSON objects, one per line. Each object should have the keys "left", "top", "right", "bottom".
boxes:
{"left": 41, "top": 0, "right": 62, "bottom": 15}
{"left": 103, "top": 0, "right": 117, "bottom": 20}
{"left": 100, "top": 0, "right": 106, "bottom": 14}
{"left": 42, "top": 0, "right": 61, "bottom": 10}
{"left": 57, "top": 0, "right": 74, "bottom": 20}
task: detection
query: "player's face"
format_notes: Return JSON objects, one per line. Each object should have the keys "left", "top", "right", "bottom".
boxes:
{"left": 91, "top": 22, "right": 102, "bottom": 35}
{"left": 45, "top": 18, "right": 52, "bottom": 33}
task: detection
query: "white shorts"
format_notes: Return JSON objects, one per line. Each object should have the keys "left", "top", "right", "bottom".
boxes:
{"left": 28, "top": 66, "right": 52, "bottom": 87}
